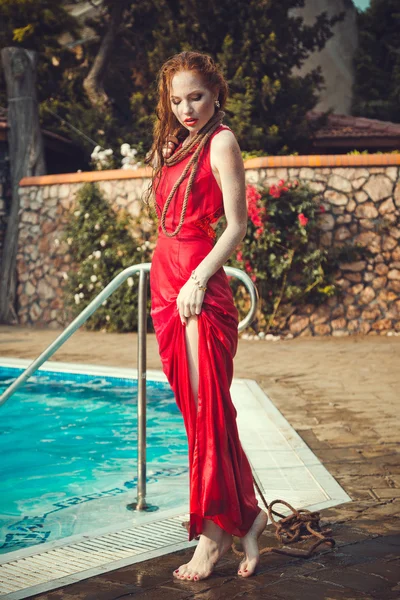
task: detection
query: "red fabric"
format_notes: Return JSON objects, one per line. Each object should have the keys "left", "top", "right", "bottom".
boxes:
{"left": 150, "top": 124, "right": 261, "bottom": 541}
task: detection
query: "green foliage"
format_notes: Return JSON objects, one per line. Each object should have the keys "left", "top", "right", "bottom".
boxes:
{"left": 352, "top": 0, "right": 400, "bottom": 123}
{"left": 62, "top": 183, "right": 153, "bottom": 332}
{"left": 2, "top": 0, "right": 342, "bottom": 161}
{"left": 225, "top": 180, "right": 367, "bottom": 333}
{"left": 347, "top": 149, "right": 400, "bottom": 155}
{"left": 0, "top": 0, "right": 80, "bottom": 106}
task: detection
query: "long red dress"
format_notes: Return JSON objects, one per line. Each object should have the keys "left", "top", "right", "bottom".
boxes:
{"left": 150, "top": 124, "right": 261, "bottom": 541}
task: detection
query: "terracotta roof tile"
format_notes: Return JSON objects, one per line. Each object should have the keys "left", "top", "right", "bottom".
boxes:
{"left": 307, "top": 111, "right": 400, "bottom": 139}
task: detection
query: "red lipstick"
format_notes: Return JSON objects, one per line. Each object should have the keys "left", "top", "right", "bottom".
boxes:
{"left": 184, "top": 118, "right": 198, "bottom": 126}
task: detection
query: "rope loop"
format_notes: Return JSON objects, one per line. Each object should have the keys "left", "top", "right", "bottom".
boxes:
{"left": 232, "top": 499, "right": 335, "bottom": 560}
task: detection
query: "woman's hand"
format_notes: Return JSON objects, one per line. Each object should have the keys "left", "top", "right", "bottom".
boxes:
{"left": 176, "top": 277, "right": 206, "bottom": 325}
{"left": 162, "top": 134, "right": 179, "bottom": 159}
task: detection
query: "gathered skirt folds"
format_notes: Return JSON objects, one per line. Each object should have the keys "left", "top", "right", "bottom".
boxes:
{"left": 150, "top": 232, "right": 261, "bottom": 541}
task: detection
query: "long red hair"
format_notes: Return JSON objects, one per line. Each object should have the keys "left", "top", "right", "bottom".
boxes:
{"left": 145, "top": 51, "right": 228, "bottom": 204}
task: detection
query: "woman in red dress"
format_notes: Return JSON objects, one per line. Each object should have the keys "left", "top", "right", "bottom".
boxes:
{"left": 147, "top": 51, "right": 268, "bottom": 581}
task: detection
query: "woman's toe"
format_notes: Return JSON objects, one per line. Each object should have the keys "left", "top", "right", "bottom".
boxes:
{"left": 238, "top": 560, "right": 247, "bottom": 575}
{"left": 240, "top": 559, "right": 258, "bottom": 577}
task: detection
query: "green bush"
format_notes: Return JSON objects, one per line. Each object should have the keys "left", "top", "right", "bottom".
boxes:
{"left": 225, "top": 179, "right": 368, "bottom": 333}
{"left": 62, "top": 183, "right": 154, "bottom": 332}
{"left": 62, "top": 180, "right": 369, "bottom": 335}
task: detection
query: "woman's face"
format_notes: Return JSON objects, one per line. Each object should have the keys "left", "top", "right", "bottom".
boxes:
{"left": 170, "top": 70, "right": 217, "bottom": 136}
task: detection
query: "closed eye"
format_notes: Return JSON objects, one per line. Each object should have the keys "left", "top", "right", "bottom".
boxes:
{"left": 171, "top": 95, "right": 202, "bottom": 105}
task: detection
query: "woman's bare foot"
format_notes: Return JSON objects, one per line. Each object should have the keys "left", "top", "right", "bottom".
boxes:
{"left": 237, "top": 509, "right": 268, "bottom": 578}
{"left": 173, "top": 519, "right": 232, "bottom": 581}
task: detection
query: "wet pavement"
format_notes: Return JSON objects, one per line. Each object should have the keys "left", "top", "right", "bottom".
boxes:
{"left": 1, "top": 326, "right": 399, "bottom": 599}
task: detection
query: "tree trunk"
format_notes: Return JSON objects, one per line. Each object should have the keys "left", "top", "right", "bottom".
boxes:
{"left": 0, "top": 47, "right": 46, "bottom": 324}
{"left": 83, "top": 0, "right": 125, "bottom": 108}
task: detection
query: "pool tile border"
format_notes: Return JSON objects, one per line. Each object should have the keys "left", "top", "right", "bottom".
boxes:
{"left": 0, "top": 358, "right": 351, "bottom": 599}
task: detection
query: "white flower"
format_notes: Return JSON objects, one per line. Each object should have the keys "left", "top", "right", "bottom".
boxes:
{"left": 62, "top": 272, "right": 68, "bottom": 280}
{"left": 54, "top": 238, "right": 60, "bottom": 246}
{"left": 95, "top": 223, "right": 100, "bottom": 230}
{"left": 74, "top": 294, "right": 80, "bottom": 305}
{"left": 136, "top": 246, "right": 141, "bottom": 251}
{"left": 79, "top": 292, "right": 84, "bottom": 298}
{"left": 88, "top": 283, "right": 94, "bottom": 290}
{"left": 120, "top": 143, "right": 131, "bottom": 157}
{"left": 127, "top": 276, "right": 134, "bottom": 287}
{"left": 84, "top": 212, "right": 90, "bottom": 219}
{"left": 67, "top": 237, "right": 72, "bottom": 245}
{"left": 145, "top": 241, "right": 151, "bottom": 247}
{"left": 78, "top": 283, "right": 83, "bottom": 289}
{"left": 102, "top": 300, "right": 107, "bottom": 306}
{"left": 90, "top": 275, "right": 97, "bottom": 282}
{"left": 106, "top": 315, "right": 110, "bottom": 321}
{"left": 104, "top": 149, "right": 113, "bottom": 156}
{"left": 93, "top": 263, "right": 97, "bottom": 270}
{"left": 94, "top": 250, "right": 101, "bottom": 259}
{"left": 100, "top": 240, "right": 106, "bottom": 247}
{"left": 74, "top": 210, "right": 81, "bottom": 217}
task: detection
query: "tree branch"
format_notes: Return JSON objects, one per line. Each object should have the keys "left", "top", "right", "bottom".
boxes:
{"left": 83, "top": 0, "right": 126, "bottom": 108}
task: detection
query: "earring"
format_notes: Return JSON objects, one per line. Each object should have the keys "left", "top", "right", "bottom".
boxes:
{"left": 215, "top": 99, "right": 220, "bottom": 108}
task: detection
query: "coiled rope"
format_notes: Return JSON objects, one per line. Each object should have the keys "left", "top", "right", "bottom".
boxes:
{"left": 160, "top": 110, "right": 225, "bottom": 238}
{"left": 183, "top": 493, "right": 335, "bottom": 560}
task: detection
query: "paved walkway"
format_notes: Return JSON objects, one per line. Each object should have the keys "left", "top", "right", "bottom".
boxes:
{"left": 1, "top": 326, "right": 399, "bottom": 599}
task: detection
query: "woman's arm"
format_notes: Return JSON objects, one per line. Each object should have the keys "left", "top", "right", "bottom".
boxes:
{"left": 195, "top": 129, "right": 247, "bottom": 282}
{"left": 176, "top": 130, "right": 247, "bottom": 324}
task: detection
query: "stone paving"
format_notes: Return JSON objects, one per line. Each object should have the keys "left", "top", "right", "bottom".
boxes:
{"left": 0, "top": 326, "right": 399, "bottom": 599}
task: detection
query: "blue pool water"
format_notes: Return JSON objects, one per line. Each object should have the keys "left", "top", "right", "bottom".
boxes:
{"left": 0, "top": 366, "right": 188, "bottom": 555}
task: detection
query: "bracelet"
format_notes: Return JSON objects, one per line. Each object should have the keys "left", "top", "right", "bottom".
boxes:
{"left": 191, "top": 270, "right": 207, "bottom": 292}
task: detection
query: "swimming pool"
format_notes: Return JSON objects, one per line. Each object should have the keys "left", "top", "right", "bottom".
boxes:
{"left": 0, "top": 363, "right": 189, "bottom": 555}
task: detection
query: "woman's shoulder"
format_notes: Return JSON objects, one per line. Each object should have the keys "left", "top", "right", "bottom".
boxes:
{"left": 209, "top": 124, "right": 238, "bottom": 154}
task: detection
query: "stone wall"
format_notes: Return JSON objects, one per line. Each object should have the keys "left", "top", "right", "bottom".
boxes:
{"left": 14, "top": 156, "right": 400, "bottom": 335}
{"left": 245, "top": 162, "right": 400, "bottom": 337}
{"left": 16, "top": 174, "right": 150, "bottom": 329}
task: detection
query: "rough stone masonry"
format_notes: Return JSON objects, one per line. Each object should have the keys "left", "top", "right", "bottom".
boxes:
{"left": 14, "top": 163, "right": 400, "bottom": 336}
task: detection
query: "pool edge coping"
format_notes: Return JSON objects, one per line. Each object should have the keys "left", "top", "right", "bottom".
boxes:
{"left": 0, "top": 357, "right": 352, "bottom": 599}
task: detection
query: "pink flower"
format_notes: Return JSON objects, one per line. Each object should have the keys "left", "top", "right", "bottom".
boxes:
{"left": 236, "top": 250, "right": 243, "bottom": 262}
{"left": 298, "top": 213, "right": 308, "bottom": 227}
{"left": 269, "top": 184, "right": 281, "bottom": 199}
{"left": 251, "top": 274, "right": 257, "bottom": 282}
{"left": 319, "top": 205, "right": 326, "bottom": 213}
{"left": 246, "top": 184, "right": 266, "bottom": 228}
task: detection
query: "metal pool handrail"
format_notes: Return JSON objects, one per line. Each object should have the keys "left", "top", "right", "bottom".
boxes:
{"left": 0, "top": 263, "right": 258, "bottom": 510}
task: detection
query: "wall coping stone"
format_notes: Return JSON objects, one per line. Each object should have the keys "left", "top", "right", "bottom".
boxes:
{"left": 19, "top": 153, "right": 400, "bottom": 187}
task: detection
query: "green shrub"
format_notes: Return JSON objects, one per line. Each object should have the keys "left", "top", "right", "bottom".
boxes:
{"left": 62, "top": 183, "right": 154, "bottom": 332}
{"left": 225, "top": 179, "right": 368, "bottom": 333}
